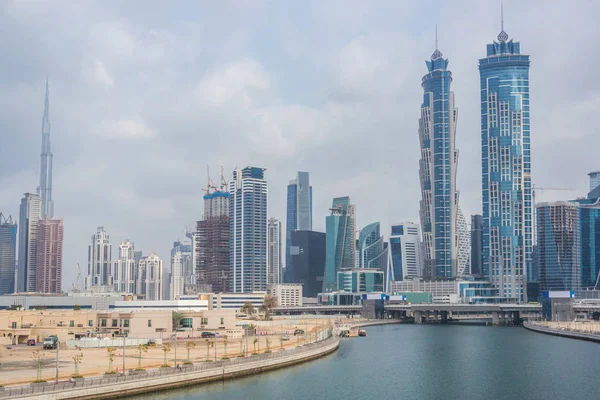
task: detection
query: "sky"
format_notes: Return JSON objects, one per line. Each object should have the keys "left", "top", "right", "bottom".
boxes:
{"left": 1, "top": 0, "right": 599, "bottom": 290}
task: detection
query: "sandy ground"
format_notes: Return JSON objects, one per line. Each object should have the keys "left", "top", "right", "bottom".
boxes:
{"left": 0, "top": 320, "right": 334, "bottom": 386}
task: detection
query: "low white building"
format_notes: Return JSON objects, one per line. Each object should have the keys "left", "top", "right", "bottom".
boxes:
{"left": 112, "top": 299, "right": 209, "bottom": 311}
{"left": 268, "top": 284, "right": 302, "bottom": 307}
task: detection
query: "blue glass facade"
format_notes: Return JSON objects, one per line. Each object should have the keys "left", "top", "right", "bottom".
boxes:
{"left": 479, "top": 28, "right": 531, "bottom": 303}
{"left": 0, "top": 214, "right": 17, "bottom": 295}
{"left": 323, "top": 197, "right": 355, "bottom": 292}
{"left": 229, "top": 167, "right": 268, "bottom": 293}
{"left": 418, "top": 46, "right": 459, "bottom": 279}
{"left": 284, "top": 172, "right": 312, "bottom": 282}
{"left": 573, "top": 198, "right": 600, "bottom": 288}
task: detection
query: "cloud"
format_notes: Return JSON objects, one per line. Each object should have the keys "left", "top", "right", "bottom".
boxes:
{"left": 93, "top": 60, "right": 114, "bottom": 87}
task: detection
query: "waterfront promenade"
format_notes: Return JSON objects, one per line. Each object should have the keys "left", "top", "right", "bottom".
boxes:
{"left": 1, "top": 336, "right": 340, "bottom": 399}
{"left": 524, "top": 321, "right": 600, "bottom": 343}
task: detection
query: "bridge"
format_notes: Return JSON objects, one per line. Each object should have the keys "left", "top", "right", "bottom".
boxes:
{"left": 273, "top": 303, "right": 542, "bottom": 325}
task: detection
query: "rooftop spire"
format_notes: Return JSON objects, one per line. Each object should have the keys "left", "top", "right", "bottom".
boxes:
{"left": 44, "top": 75, "right": 50, "bottom": 122}
{"left": 431, "top": 24, "right": 443, "bottom": 60}
{"left": 497, "top": 4, "right": 508, "bottom": 42}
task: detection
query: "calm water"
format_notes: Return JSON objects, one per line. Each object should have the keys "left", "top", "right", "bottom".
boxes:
{"left": 121, "top": 324, "right": 600, "bottom": 400}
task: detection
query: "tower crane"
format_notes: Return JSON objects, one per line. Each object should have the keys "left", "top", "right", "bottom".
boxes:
{"left": 531, "top": 186, "right": 577, "bottom": 245}
{"left": 532, "top": 186, "right": 576, "bottom": 205}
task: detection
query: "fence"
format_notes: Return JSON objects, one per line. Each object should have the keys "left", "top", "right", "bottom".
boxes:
{"left": 3, "top": 335, "right": 338, "bottom": 399}
{"left": 65, "top": 338, "right": 162, "bottom": 349}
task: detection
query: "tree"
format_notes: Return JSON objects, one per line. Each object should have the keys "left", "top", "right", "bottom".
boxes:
{"left": 185, "top": 342, "right": 196, "bottom": 364}
{"left": 161, "top": 343, "right": 172, "bottom": 367}
{"left": 73, "top": 304, "right": 81, "bottom": 311}
{"left": 204, "top": 339, "right": 213, "bottom": 362}
{"left": 72, "top": 352, "right": 83, "bottom": 378}
{"left": 252, "top": 337, "right": 258, "bottom": 355}
{"left": 265, "top": 338, "right": 271, "bottom": 353}
{"left": 222, "top": 335, "right": 229, "bottom": 360}
{"left": 260, "top": 295, "right": 277, "bottom": 321}
{"left": 32, "top": 350, "right": 45, "bottom": 382}
{"left": 240, "top": 302, "right": 255, "bottom": 316}
{"left": 172, "top": 311, "right": 183, "bottom": 331}
{"left": 106, "top": 347, "right": 116, "bottom": 374}
{"left": 136, "top": 344, "right": 148, "bottom": 370}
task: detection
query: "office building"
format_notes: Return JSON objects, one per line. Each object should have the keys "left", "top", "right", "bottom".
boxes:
{"left": 323, "top": 197, "right": 356, "bottom": 292}
{"left": 418, "top": 35, "right": 461, "bottom": 279}
{"left": 391, "top": 278, "right": 500, "bottom": 304}
{"left": 470, "top": 215, "right": 483, "bottom": 276}
{"left": 589, "top": 171, "right": 600, "bottom": 193}
{"left": 479, "top": 16, "right": 531, "bottom": 302}
{"left": 86, "top": 226, "right": 112, "bottom": 289}
{"left": 337, "top": 268, "right": 384, "bottom": 293}
{"left": 389, "top": 223, "right": 423, "bottom": 280}
{"left": 268, "top": 218, "right": 282, "bottom": 284}
{"left": 170, "top": 251, "right": 185, "bottom": 300}
{"left": 285, "top": 172, "right": 312, "bottom": 279}
{"left": 572, "top": 196, "right": 600, "bottom": 289}
{"left": 17, "top": 193, "right": 41, "bottom": 292}
{"left": 185, "top": 228, "right": 197, "bottom": 287}
{"left": 457, "top": 208, "right": 471, "bottom": 276}
{"left": 114, "top": 240, "right": 136, "bottom": 293}
{"left": 268, "top": 283, "right": 302, "bottom": 307}
{"left": 536, "top": 202, "right": 580, "bottom": 291}
{"left": 35, "top": 217, "right": 63, "bottom": 293}
{"left": 288, "top": 230, "right": 326, "bottom": 297}
{"left": 38, "top": 79, "right": 54, "bottom": 219}
{"left": 229, "top": 166, "right": 268, "bottom": 293}
{"left": 0, "top": 214, "right": 17, "bottom": 294}
{"left": 137, "top": 253, "right": 163, "bottom": 300}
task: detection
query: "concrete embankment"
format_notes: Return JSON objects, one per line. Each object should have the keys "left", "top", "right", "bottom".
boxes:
{"left": 5, "top": 337, "right": 340, "bottom": 400}
{"left": 354, "top": 319, "right": 400, "bottom": 328}
{"left": 523, "top": 322, "right": 600, "bottom": 343}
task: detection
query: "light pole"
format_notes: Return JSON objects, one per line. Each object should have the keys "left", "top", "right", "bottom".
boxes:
{"left": 174, "top": 335, "right": 178, "bottom": 367}
{"left": 122, "top": 335, "right": 126, "bottom": 374}
{"left": 245, "top": 328, "right": 248, "bottom": 357}
{"left": 214, "top": 335, "right": 217, "bottom": 361}
{"left": 55, "top": 339, "right": 60, "bottom": 383}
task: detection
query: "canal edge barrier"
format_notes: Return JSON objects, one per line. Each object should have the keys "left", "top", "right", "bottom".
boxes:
{"left": 3, "top": 336, "right": 340, "bottom": 400}
{"left": 523, "top": 321, "right": 600, "bottom": 343}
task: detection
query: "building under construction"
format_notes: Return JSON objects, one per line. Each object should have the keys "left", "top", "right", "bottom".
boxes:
{"left": 196, "top": 168, "right": 230, "bottom": 293}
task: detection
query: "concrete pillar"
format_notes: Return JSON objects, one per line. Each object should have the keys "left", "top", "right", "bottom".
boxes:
{"left": 414, "top": 311, "right": 423, "bottom": 324}
{"left": 492, "top": 311, "right": 500, "bottom": 325}
{"left": 440, "top": 311, "right": 448, "bottom": 324}
{"left": 513, "top": 311, "right": 520, "bottom": 326}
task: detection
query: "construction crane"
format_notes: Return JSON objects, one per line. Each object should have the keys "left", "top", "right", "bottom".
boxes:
{"left": 201, "top": 165, "right": 219, "bottom": 195}
{"left": 71, "top": 263, "right": 84, "bottom": 292}
{"left": 532, "top": 186, "right": 576, "bottom": 205}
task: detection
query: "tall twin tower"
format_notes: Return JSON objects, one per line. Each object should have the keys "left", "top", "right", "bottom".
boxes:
{"left": 418, "top": 14, "right": 532, "bottom": 303}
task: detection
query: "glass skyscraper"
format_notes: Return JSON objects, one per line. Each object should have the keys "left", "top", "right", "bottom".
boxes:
{"left": 479, "top": 22, "right": 531, "bottom": 302}
{"left": 418, "top": 41, "right": 460, "bottom": 279}
{"left": 389, "top": 223, "right": 423, "bottom": 280}
{"left": 323, "top": 196, "right": 355, "bottom": 292}
{"left": 229, "top": 166, "right": 268, "bottom": 293}
{"left": 285, "top": 172, "right": 312, "bottom": 282}
{"left": 0, "top": 213, "right": 17, "bottom": 295}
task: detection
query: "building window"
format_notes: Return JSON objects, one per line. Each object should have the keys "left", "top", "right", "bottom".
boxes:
{"left": 148, "top": 320, "right": 152, "bottom": 328}
{"left": 201, "top": 318, "right": 208, "bottom": 325}
{"left": 182, "top": 318, "right": 193, "bottom": 328}
{"left": 499, "top": 102, "right": 509, "bottom": 136}
{"left": 489, "top": 137, "right": 498, "bottom": 173}
{"left": 101, "top": 319, "right": 107, "bottom": 327}
{"left": 123, "top": 320, "right": 130, "bottom": 328}
{"left": 220, "top": 318, "right": 224, "bottom": 325}
{"left": 70, "top": 320, "right": 74, "bottom": 328}
{"left": 88, "top": 320, "right": 93, "bottom": 327}
{"left": 488, "top": 93, "right": 497, "bottom": 128}
{"left": 11, "top": 321, "right": 16, "bottom": 329}
{"left": 112, "top": 319, "right": 118, "bottom": 327}
{"left": 500, "top": 146, "right": 511, "bottom": 181}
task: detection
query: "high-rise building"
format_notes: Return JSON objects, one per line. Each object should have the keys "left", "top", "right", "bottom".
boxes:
{"left": 0, "top": 214, "right": 17, "bottom": 295}
{"left": 185, "top": 229, "right": 197, "bottom": 287}
{"left": 389, "top": 223, "right": 423, "bottom": 281}
{"left": 138, "top": 253, "right": 163, "bottom": 300}
{"left": 86, "top": 226, "right": 112, "bottom": 289}
{"left": 456, "top": 208, "right": 471, "bottom": 276}
{"left": 17, "top": 193, "right": 41, "bottom": 292}
{"left": 288, "top": 230, "right": 326, "bottom": 298}
{"left": 588, "top": 171, "right": 600, "bottom": 193}
{"left": 536, "top": 202, "right": 580, "bottom": 291}
{"left": 470, "top": 215, "right": 483, "bottom": 276}
{"left": 357, "top": 222, "right": 390, "bottom": 291}
{"left": 35, "top": 217, "right": 63, "bottom": 293}
{"left": 229, "top": 167, "right": 268, "bottom": 293}
{"left": 197, "top": 191, "right": 230, "bottom": 293}
{"left": 418, "top": 35, "right": 461, "bottom": 279}
{"left": 38, "top": 79, "right": 54, "bottom": 219}
{"left": 479, "top": 15, "right": 531, "bottom": 302}
{"left": 114, "top": 240, "right": 136, "bottom": 293}
{"left": 323, "top": 196, "right": 356, "bottom": 292}
{"left": 170, "top": 251, "right": 185, "bottom": 300}
{"left": 268, "top": 218, "right": 282, "bottom": 284}
{"left": 285, "top": 172, "right": 312, "bottom": 280}
{"left": 572, "top": 195, "right": 600, "bottom": 289}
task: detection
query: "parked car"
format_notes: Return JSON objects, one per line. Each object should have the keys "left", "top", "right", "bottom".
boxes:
{"left": 201, "top": 332, "right": 215, "bottom": 338}
{"left": 281, "top": 335, "right": 290, "bottom": 341}
{"left": 293, "top": 329, "right": 304, "bottom": 336}
{"left": 27, "top": 339, "right": 36, "bottom": 346}
{"left": 147, "top": 339, "right": 156, "bottom": 347}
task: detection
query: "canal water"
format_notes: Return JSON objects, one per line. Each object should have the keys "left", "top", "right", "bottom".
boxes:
{"left": 121, "top": 324, "right": 600, "bottom": 400}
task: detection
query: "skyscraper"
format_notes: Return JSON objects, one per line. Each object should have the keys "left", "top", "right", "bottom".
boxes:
{"left": 170, "top": 251, "right": 185, "bottom": 300}
{"left": 285, "top": 172, "right": 312, "bottom": 279}
{"left": 268, "top": 218, "right": 282, "bottom": 284}
{"left": 38, "top": 79, "right": 54, "bottom": 219}
{"left": 418, "top": 32, "right": 461, "bottom": 279}
{"left": 323, "top": 196, "right": 356, "bottom": 292}
{"left": 35, "top": 217, "right": 63, "bottom": 293}
{"left": 138, "top": 253, "right": 163, "bottom": 300}
{"left": 288, "top": 230, "right": 326, "bottom": 298}
{"left": 389, "top": 223, "right": 423, "bottom": 280}
{"left": 470, "top": 215, "right": 483, "bottom": 276}
{"left": 536, "top": 202, "right": 580, "bottom": 291}
{"left": 588, "top": 171, "right": 600, "bottom": 193}
{"left": 456, "top": 208, "right": 471, "bottom": 276}
{"left": 357, "top": 222, "right": 386, "bottom": 270}
{"left": 0, "top": 213, "right": 17, "bottom": 295}
{"left": 86, "top": 226, "right": 112, "bottom": 288}
{"left": 479, "top": 14, "right": 531, "bottom": 302}
{"left": 229, "top": 167, "right": 268, "bottom": 293}
{"left": 17, "top": 193, "right": 41, "bottom": 292}
{"left": 197, "top": 189, "right": 230, "bottom": 293}
{"left": 114, "top": 240, "right": 136, "bottom": 293}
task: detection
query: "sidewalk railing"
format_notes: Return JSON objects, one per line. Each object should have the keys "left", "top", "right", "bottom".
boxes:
{"left": 3, "top": 335, "right": 338, "bottom": 398}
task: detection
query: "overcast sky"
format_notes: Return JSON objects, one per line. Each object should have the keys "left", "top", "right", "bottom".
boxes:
{"left": 1, "top": 0, "right": 599, "bottom": 289}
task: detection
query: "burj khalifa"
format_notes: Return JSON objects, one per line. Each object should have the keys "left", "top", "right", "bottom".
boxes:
{"left": 38, "top": 78, "right": 54, "bottom": 218}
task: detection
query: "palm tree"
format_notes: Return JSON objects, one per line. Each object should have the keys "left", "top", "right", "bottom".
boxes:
{"left": 260, "top": 295, "right": 277, "bottom": 321}
{"left": 265, "top": 338, "right": 271, "bottom": 353}
{"left": 252, "top": 337, "right": 258, "bottom": 355}
{"left": 205, "top": 339, "right": 213, "bottom": 362}
{"left": 185, "top": 342, "right": 196, "bottom": 364}
{"left": 162, "top": 343, "right": 172, "bottom": 367}
{"left": 136, "top": 344, "right": 148, "bottom": 370}
{"left": 172, "top": 311, "right": 184, "bottom": 331}
{"left": 72, "top": 352, "right": 83, "bottom": 378}
{"left": 222, "top": 335, "right": 229, "bottom": 360}
{"left": 240, "top": 302, "right": 255, "bottom": 316}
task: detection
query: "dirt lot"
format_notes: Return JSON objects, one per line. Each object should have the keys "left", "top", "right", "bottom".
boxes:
{"left": 0, "top": 320, "right": 330, "bottom": 386}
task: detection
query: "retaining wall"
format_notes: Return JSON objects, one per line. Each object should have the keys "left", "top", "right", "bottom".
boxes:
{"left": 523, "top": 322, "right": 600, "bottom": 343}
